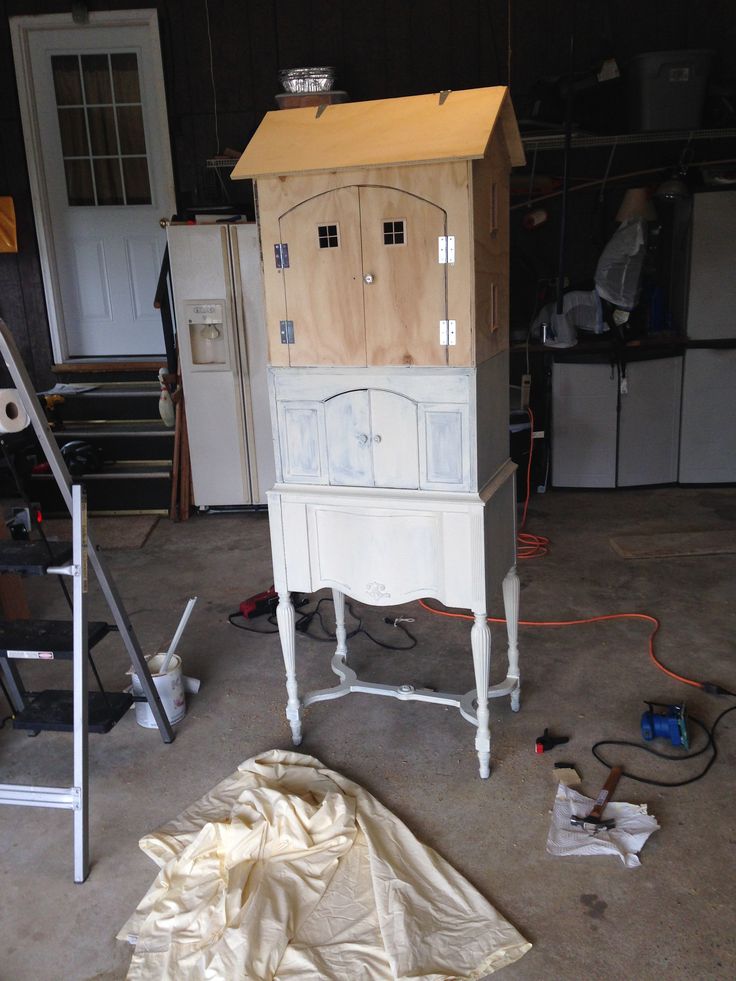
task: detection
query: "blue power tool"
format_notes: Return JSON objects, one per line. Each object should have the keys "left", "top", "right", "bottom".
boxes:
{"left": 641, "top": 702, "right": 689, "bottom": 749}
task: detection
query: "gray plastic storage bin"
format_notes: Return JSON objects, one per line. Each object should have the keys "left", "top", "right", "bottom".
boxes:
{"left": 627, "top": 50, "right": 712, "bottom": 131}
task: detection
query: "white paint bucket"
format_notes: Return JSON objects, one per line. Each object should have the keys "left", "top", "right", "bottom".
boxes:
{"left": 131, "top": 653, "right": 186, "bottom": 728}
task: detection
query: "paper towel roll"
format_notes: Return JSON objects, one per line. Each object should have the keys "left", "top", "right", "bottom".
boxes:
{"left": 0, "top": 389, "right": 30, "bottom": 434}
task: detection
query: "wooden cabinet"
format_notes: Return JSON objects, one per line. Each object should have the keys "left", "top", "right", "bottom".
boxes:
{"left": 234, "top": 87, "right": 524, "bottom": 777}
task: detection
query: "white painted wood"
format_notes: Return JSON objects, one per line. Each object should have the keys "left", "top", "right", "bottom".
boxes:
{"left": 11, "top": 11, "right": 176, "bottom": 360}
{"left": 276, "top": 592, "right": 302, "bottom": 745}
{"left": 419, "top": 403, "right": 470, "bottom": 490}
{"left": 271, "top": 365, "right": 471, "bottom": 405}
{"left": 369, "top": 390, "right": 419, "bottom": 489}
{"left": 502, "top": 566, "right": 521, "bottom": 712}
{"left": 277, "top": 401, "right": 328, "bottom": 484}
{"left": 471, "top": 612, "right": 492, "bottom": 778}
{"left": 168, "top": 223, "right": 275, "bottom": 507}
{"left": 325, "top": 390, "right": 373, "bottom": 485}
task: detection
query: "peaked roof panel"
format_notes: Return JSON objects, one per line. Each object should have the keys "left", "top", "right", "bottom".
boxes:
{"left": 232, "top": 86, "right": 524, "bottom": 180}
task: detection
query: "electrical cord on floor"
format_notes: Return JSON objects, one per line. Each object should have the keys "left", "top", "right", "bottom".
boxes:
{"left": 419, "top": 598, "right": 736, "bottom": 784}
{"left": 229, "top": 596, "right": 417, "bottom": 651}
{"left": 592, "top": 704, "right": 736, "bottom": 787}
{"left": 517, "top": 407, "right": 550, "bottom": 560}
{"left": 418, "top": 601, "right": 734, "bottom": 697}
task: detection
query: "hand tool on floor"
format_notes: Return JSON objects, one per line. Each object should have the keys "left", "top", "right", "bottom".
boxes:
{"left": 535, "top": 728, "right": 570, "bottom": 753}
{"left": 570, "top": 766, "right": 622, "bottom": 834}
{"left": 641, "top": 702, "right": 689, "bottom": 749}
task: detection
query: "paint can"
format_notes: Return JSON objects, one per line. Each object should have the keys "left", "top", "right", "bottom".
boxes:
{"left": 131, "top": 653, "right": 186, "bottom": 728}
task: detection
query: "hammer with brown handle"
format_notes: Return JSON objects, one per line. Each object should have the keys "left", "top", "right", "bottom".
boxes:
{"left": 570, "top": 766, "right": 623, "bottom": 834}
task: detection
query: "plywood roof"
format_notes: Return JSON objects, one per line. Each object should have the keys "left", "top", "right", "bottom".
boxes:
{"left": 231, "top": 87, "right": 525, "bottom": 180}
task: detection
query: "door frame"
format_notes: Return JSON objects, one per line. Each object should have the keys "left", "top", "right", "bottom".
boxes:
{"left": 10, "top": 9, "right": 176, "bottom": 364}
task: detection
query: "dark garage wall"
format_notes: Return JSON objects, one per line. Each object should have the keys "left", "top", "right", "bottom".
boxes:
{"left": 1, "top": 0, "right": 735, "bottom": 383}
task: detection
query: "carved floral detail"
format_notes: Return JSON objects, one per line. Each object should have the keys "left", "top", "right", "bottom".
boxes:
{"left": 365, "top": 581, "right": 390, "bottom": 600}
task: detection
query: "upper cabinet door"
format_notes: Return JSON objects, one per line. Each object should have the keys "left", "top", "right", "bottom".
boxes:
{"left": 279, "top": 187, "right": 365, "bottom": 366}
{"left": 358, "top": 187, "right": 448, "bottom": 367}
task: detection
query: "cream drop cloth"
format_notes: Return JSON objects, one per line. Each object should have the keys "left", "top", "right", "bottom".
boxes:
{"left": 119, "top": 750, "right": 530, "bottom": 980}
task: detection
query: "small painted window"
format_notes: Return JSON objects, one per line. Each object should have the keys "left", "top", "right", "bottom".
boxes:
{"left": 318, "top": 223, "right": 339, "bottom": 248}
{"left": 383, "top": 219, "right": 406, "bottom": 245}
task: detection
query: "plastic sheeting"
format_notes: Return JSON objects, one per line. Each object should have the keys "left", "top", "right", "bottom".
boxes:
{"left": 119, "top": 750, "right": 531, "bottom": 980}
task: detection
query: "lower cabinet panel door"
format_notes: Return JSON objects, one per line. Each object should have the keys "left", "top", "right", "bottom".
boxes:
{"left": 419, "top": 403, "right": 470, "bottom": 490}
{"left": 369, "top": 389, "right": 419, "bottom": 488}
{"left": 278, "top": 401, "right": 327, "bottom": 483}
{"left": 325, "top": 390, "right": 373, "bottom": 486}
{"left": 306, "top": 505, "right": 442, "bottom": 602}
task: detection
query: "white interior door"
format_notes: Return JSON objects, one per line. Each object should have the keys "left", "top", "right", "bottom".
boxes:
{"left": 11, "top": 12, "right": 176, "bottom": 359}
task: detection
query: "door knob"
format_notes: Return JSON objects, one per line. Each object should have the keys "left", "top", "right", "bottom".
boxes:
{"left": 363, "top": 273, "right": 375, "bottom": 284}
{"left": 357, "top": 432, "right": 369, "bottom": 446}
{"left": 372, "top": 434, "right": 382, "bottom": 444}
{"left": 159, "top": 217, "right": 170, "bottom": 228}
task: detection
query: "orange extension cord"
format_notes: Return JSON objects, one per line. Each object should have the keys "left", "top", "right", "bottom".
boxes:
{"left": 419, "top": 600, "right": 710, "bottom": 692}
{"left": 516, "top": 407, "right": 549, "bottom": 560}
{"left": 421, "top": 408, "right": 721, "bottom": 694}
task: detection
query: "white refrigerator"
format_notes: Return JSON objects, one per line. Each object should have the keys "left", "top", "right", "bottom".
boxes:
{"left": 167, "top": 222, "right": 275, "bottom": 507}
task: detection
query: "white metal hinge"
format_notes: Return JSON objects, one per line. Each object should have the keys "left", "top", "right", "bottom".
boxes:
{"left": 439, "top": 320, "right": 456, "bottom": 346}
{"left": 438, "top": 236, "right": 455, "bottom": 264}
{"left": 280, "top": 320, "right": 295, "bottom": 344}
{"left": 274, "top": 243, "right": 290, "bottom": 268}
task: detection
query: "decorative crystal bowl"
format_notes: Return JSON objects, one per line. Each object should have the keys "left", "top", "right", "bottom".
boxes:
{"left": 279, "top": 67, "right": 336, "bottom": 93}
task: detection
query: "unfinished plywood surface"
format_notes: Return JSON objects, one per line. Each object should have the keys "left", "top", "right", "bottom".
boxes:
{"left": 257, "top": 163, "right": 474, "bottom": 366}
{"left": 469, "top": 146, "right": 510, "bottom": 366}
{"left": 233, "top": 87, "right": 523, "bottom": 180}
{"left": 279, "top": 187, "right": 366, "bottom": 366}
{"left": 610, "top": 530, "right": 736, "bottom": 559}
{"left": 360, "top": 186, "right": 447, "bottom": 366}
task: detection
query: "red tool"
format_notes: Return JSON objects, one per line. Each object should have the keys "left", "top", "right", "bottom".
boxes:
{"left": 239, "top": 586, "right": 278, "bottom": 619}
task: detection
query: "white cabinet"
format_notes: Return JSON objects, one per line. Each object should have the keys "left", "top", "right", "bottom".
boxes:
{"left": 270, "top": 365, "right": 495, "bottom": 492}
{"left": 679, "top": 349, "right": 736, "bottom": 482}
{"left": 552, "top": 356, "right": 683, "bottom": 488}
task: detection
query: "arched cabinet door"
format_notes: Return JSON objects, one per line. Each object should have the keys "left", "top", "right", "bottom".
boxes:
{"left": 325, "top": 389, "right": 419, "bottom": 489}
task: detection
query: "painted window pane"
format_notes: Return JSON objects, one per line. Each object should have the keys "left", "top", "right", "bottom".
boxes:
{"left": 93, "top": 158, "right": 124, "bottom": 206}
{"left": 58, "top": 107, "right": 89, "bottom": 156}
{"left": 81, "top": 54, "right": 112, "bottom": 103}
{"left": 111, "top": 53, "right": 141, "bottom": 102}
{"left": 122, "top": 158, "right": 152, "bottom": 205}
{"left": 318, "top": 223, "right": 339, "bottom": 248}
{"left": 64, "top": 159, "right": 95, "bottom": 206}
{"left": 117, "top": 106, "right": 146, "bottom": 155}
{"left": 52, "top": 55, "right": 82, "bottom": 105}
{"left": 87, "top": 106, "right": 119, "bottom": 156}
{"left": 383, "top": 219, "right": 405, "bottom": 245}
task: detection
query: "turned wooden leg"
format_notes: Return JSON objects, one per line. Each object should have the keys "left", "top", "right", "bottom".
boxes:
{"left": 471, "top": 611, "right": 492, "bottom": 779}
{"left": 503, "top": 565, "right": 521, "bottom": 712}
{"left": 332, "top": 588, "right": 348, "bottom": 661}
{"left": 276, "top": 591, "right": 302, "bottom": 745}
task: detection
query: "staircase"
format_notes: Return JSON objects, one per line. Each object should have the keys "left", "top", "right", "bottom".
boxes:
{"left": 31, "top": 372, "right": 174, "bottom": 516}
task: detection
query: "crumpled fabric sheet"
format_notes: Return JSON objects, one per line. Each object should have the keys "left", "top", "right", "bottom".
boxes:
{"left": 546, "top": 782, "right": 660, "bottom": 869}
{"left": 119, "top": 750, "right": 531, "bottom": 980}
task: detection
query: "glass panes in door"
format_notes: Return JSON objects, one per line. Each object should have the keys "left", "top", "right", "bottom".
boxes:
{"left": 52, "top": 52, "right": 152, "bottom": 206}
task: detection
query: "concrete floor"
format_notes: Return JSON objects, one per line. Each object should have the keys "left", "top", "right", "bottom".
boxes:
{"left": 1, "top": 487, "right": 735, "bottom": 981}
